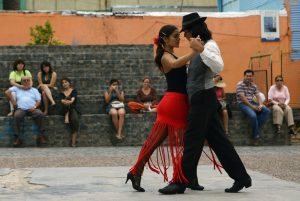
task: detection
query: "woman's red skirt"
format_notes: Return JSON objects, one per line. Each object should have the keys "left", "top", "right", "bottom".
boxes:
{"left": 130, "top": 92, "right": 189, "bottom": 183}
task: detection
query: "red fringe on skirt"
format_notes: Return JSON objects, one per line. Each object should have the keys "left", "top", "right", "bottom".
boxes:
{"left": 129, "top": 92, "right": 222, "bottom": 184}
{"left": 130, "top": 121, "right": 188, "bottom": 183}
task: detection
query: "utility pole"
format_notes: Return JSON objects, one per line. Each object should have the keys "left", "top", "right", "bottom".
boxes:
{"left": 180, "top": 0, "right": 184, "bottom": 12}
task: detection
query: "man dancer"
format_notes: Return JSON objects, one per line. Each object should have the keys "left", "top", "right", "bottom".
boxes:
{"left": 159, "top": 12, "right": 252, "bottom": 194}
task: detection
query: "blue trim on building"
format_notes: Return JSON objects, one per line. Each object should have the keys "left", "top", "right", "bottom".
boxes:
{"left": 217, "top": 0, "right": 223, "bottom": 12}
{"left": 20, "top": 0, "right": 26, "bottom": 10}
{"left": 290, "top": 1, "right": 300, "bottom": 60}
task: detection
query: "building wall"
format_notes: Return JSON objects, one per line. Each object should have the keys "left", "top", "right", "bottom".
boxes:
{"left": 0, "top": 11, "right": 299, "bottom": 106}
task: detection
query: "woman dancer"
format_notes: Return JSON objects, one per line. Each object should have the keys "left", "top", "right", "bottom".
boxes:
{"left": 126, "top": 25, "right": 197, "bottom": 192}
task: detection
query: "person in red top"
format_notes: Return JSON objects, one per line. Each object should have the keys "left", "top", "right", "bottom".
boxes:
{"left": 128, "top": 76, "right": 158, "bottom": 113}
{"left": 214, "top": 74, "right": 230, "bottom": 135}
{"left": 126, "top": 24, "right": 202, "bottom": 192}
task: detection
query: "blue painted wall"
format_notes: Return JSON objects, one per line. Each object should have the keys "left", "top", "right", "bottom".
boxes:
{"left": 221, "top": 0, "right": 284, "bottom": 11}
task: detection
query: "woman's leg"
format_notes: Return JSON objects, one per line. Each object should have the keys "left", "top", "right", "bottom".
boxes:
{"left": 109, "top": 108, "right": 119, "bottom": 137}
{"left": 71, "top": 131, "right": 77, "bottom": 147}
{"left": 64, "top": 112, "right": 69, "bottom": 124}
{"left": 284, "top": 105, "right": 295, "bottom": 127}
{"left": 41, "top": 85, "right": 55, "bottom": 105}
{"left": 131, "top": 126, "right": 168, "bottom": 175}
{"left": 117, "top": 108, "right": 125, "bottom": 138}
{"left": 272, "top": 104, "right": 284, "bottom": 133}
{"left": 8, "top": 92, "right": 16, "bottom": 116}
{"left": 222, "top": 109, "right": 229, "bottom": 134}
{"left": 69, "top": 109, "right": 79, "bottom": 146}
{"left": 272, "top": 105, "right": 284, "bottom": 126}
{"left": 42, "top": 91, "right": 49, "bottom": 115}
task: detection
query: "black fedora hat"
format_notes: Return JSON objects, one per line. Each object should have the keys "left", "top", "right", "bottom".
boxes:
{"left": 180, "top": 12, "right": 207, "bottom": 32}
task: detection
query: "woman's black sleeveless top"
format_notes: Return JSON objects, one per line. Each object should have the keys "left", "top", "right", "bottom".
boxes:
{"left": 164, "top": 52, "right": 187, "bottom": 94}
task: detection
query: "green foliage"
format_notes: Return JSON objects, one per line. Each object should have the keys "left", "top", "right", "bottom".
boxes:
{"left": 28, "top": 21, "right": 64, "bottom": 45}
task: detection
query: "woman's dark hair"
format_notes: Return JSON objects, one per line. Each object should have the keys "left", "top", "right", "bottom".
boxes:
{"left": 142, "top": 76, "right": 151, "bottom": 83}
{"left": 40, "top": 61, "right": 53, "bottom": 76}
{"left": 275, "top": 75, "right": 283, "bottom": 82}
{"left": 61, "top": 77, "right": 72, "bottom": 87}
{"left": 154, "top": 25, "right": 178, "bottom": 70}
{"left": 187, "top": 22, "right": 212, "bottom": 43}
{"left": 13, "top": 59, "right": 26, "bottom": 74}
{"left": 110, "top": 78, "right": 119, "bottom": 85}
{"left": 244, "top": 69, "right": 254, "bottom": 75}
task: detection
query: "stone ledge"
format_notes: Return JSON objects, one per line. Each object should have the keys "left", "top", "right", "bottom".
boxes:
{"left": 0, "top": 112, "right": 291, "bottom": 147}
{"left": 0, "top": 113, "right": 157, "bottom": 147}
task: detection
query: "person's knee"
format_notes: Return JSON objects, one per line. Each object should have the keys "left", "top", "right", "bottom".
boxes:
{"left": 110, "top": 110, "right": 118, "bottom": 116}
{"left": 245, "top": 111, "right": 256, "bottom": 120}
{"left": 285, "top": 106, "right": 292, "bottom": 112}
{"left": 13, "top": 110, "right": 23, "bottom": 118}
{"left": 262, "top": 107, "right": 271, "bottom": 115}
{"left": 118, "top": 110, "right": 125, "bottom": 117}
{"left": 41, "top": 85, "right": 48, "bottom": 90}
{"left": 42, "top": 91, "right": 47, "bottom": 97}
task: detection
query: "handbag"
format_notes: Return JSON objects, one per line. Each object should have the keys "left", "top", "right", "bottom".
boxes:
{"left": 110, "top": 101, "right": 125, "bottom": 109}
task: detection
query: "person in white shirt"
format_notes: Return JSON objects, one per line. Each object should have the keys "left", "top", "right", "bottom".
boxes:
{"left": 159, "top": 12, "right": 251, "bottom": 195}
{"left": 5, "top": 76, "right": 46, "bottom": 147}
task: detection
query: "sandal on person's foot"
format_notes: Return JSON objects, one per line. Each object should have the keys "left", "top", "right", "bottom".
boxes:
{"left": 275, "top": 125, "right": 281, "bottom": 134}
{"left": 115, "top": 134, "right": 122, "bottom": 140}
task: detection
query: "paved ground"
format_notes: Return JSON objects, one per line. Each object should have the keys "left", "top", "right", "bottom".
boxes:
{"left": 0, "top": 146, "right": 300, "bottom": 200}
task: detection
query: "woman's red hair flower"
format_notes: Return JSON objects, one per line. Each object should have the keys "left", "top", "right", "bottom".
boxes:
{"left": 153, "top": 36, "right": 159, "bottom": 46}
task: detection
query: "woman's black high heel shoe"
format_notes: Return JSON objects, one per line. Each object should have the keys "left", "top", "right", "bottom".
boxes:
{"left": 125, "top": 172, "right": 145, "bottom": 192}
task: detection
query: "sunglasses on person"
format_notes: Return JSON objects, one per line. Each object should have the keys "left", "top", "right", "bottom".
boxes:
{"left": 22, "top": 79, "right": 30, "bottom": 82}
{"left": 276, "top": 79, "right": 283, "bottom": 82}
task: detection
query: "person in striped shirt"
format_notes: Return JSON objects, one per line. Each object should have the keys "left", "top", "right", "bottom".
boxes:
{"left": 236, "top": 69, "right": 270, "bottom": 145}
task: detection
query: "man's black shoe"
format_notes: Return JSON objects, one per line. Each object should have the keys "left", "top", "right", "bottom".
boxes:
{"left": 158, "top": 183, "right": 186, "bottom": 194}
{"left": 186, "top": 178, "right": 204, "bottom": 191}
{"left": 225, "top": 177, "right": 252, "bottom": 193}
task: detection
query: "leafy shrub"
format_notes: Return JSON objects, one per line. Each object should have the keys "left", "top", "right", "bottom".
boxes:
{"left": 28, "top": 21, "right": 64, "bottom": 45}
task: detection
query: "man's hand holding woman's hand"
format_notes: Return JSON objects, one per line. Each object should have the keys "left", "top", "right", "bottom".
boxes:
{"left": 189, "top": 36, "right": 204, "bottom": 53}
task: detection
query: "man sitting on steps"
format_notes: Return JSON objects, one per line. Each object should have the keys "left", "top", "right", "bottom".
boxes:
{"left": 5, "top": 76, "right": 47, "bottom": 147}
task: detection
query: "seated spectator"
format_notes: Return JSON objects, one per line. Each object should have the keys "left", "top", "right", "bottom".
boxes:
{"left": 236, "top": 69, "right": 270, "bottom": 145}
{"left": 268, "top": 75, "right": 297, "bottom": 136}
{"left": 37, "top": 61, "right": 57, "bottom": 115}
{"left": 104, "top": 79, "right": 125, "bottom": 140}
{"left": 214, "top": 74, "right": 230, "bottom": 135}
{"left": 5, "top": 76, "right": 46, "bottom": 147}
{"left": 7, "top": 59, "right": 32, "bottom": 116}
{"left": 58, "top": 78, "right": 80, "bottom": 147}
{"left": 128, "top": 76, "right": 158, "bottom": 113}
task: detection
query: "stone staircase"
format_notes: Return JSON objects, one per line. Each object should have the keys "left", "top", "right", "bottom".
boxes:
{"left": 0, "top": 45, "right": 298, "bottom": 147}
